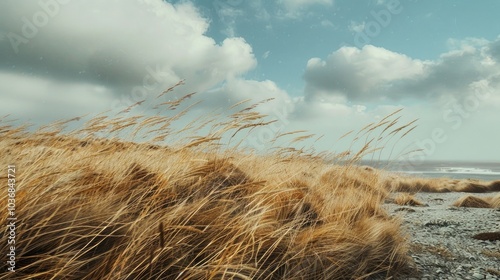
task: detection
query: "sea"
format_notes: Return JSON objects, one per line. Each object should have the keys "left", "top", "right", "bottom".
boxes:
{"left": 359, "top": 160, "right": 500, "bottom": 182}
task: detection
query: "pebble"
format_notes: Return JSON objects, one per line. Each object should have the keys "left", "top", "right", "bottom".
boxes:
{"left": 472, "top": 272, "right": 484, "bottom": 279}
{"left": 385, "top": 191, "right": 500, "bottom": 279}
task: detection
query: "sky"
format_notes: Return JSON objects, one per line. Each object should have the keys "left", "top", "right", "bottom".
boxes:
{"left": 1, "top": 0, "right": 500, "bottom": 163}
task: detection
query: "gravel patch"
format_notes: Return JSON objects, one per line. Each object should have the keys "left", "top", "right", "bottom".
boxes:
{"left": 384, "top": 192, "right": 500, "bottom": 280}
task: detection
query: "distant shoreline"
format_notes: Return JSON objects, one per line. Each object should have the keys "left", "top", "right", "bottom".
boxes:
{"left": 356, "top": 160, "right": 500, "bottom": 182}
{"left": 391, "top": 171, "right": 500, "bottom": 182}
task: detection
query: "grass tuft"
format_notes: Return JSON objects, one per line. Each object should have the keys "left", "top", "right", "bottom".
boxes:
{"left": 6, "top": 82, "right": 489, "bottom": 279}
{"left": 392, "top": 193, "right": 425, "bottom": 207}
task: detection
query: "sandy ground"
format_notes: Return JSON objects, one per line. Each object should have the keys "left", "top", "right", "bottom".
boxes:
{"left": 384, "top": 192, "right": 500, "bottom": 280}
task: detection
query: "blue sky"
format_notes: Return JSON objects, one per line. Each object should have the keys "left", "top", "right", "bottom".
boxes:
{"left": 1, "top": 0, "right": 500, "bottom": 162}
{"left": 199, "top": 0, "right": 500, "bottom": 95}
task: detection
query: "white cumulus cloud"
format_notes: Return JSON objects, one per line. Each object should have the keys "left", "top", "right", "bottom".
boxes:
{"left": 303, "top": 40, "right": 500, "bottom": 103}
{"left": 0, "top": 0, "right": 262, "bottom": 122}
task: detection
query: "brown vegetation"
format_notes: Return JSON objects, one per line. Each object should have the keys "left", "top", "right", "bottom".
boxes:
{"left": 472, "top": 232, "right": 500, "bottom": 241}
{"left": 1, "top": 131, "right": 416, "bottom": 279}
{"left": 482, "top": 250, "right": 500, "bottom": 259}
{"left": 390, "top": 193, "right": 425, "bottom": 207}
{"left": 453, "top": 195, "right": 492, "bottom": 208}
{"left": 386, "top": 176, "right": 499, "bottom": 193}
{"left": 0, "top": 88, "right": 420, "bottom": 279}
{"left": 2, "top": 85, "right": 497, "bottom": 279}
{"left": 452, "top": 194, "right": 500, "bottom": 209}
{"left": 488, "top": 193, "right": 500, "bottom": 208}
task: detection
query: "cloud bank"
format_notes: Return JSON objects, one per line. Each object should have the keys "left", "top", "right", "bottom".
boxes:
{"left": 1, "top": 0, "right": 499, "bottom": 160}
{"left": 304, "top": 41, "right": 500, "bottom": 103}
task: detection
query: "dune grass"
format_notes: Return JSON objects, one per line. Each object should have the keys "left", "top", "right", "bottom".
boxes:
{"left": 390, "top": 193, "right": 425, "bottom": 207}
{"left": 1, "top": 130, "right": 414, "bottom": 279}
{"left": 384, "top": 175, "right": 500, "bottom": 193}
{"left": 1, "top": 83, "right": 497, "bottom": 279}
{"left": 1, "top": 84, "right": 422, "bottom": 279}
{"left": 452, "top": 194, "right": 500, "bottom": 209}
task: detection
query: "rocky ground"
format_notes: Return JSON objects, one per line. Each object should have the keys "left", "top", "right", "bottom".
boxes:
{"left": 384, "top": 192, "right": 500, "bottom": 280}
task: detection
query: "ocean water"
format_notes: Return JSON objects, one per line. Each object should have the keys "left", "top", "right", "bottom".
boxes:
{"left": 360, "top": 161, "right": 500, "bottom": 181}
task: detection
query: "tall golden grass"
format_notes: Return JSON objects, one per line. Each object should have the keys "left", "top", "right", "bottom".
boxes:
{"left": 452, "top": 194, "right": 500, "bottom": 208}
{"left": 0, "top": 83, "right": 418, "bottom": 279}
{"left": 1, "top": 82, "right": 495, "bottom": 279}
{"left": 384, "top": 174, "right": 500, "bottom": 194}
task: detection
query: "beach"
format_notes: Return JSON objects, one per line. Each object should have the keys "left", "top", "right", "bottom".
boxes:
{"left": 385, "top": 191, "right": 500, "bottom": 279}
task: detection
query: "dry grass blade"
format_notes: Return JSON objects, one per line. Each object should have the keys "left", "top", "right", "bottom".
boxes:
{"left": 157, "top": 79, "right": 185, "bottom": 99}
{"left": 275, "top": 130, "right": 308, "bottom": 140}
{"left": 230, "top": 120, "right": 277, "bottom": 138}
{"left": 381, "top": 117, "right": 400, "bottom": 132}
{"left": 400, "top": 125, "right": 418, "bottom": 139}
{"left": 291, "top": 133, "right": 316, "bottom": 144}
{"left": 379, "top": 108, "right": 403, "bottom": 123}
{"left": 177, "top": 136, "right": 222, "bottom": 150}
{"left": 338, "top": 130, "right": 354, "bottom": 141}
{"left": 229, "top": 98, "right": 252, "bottom": 110}
{"left": 46, "top": 115, "right": 87, "bottom": 130}
{"left": 118, "top": 99, "right": 146, "bottom": 114}
{"left": 388, "top": 119, "right": 418, "bottom": 137}
{"left": 156, "top": 92, "right": 197, "bottom": 110}
{"left": 248, "top": 98, "right": 275, "bottom": 110}
{"left": 0, "top": 82, "right": 419, "bottom": 280}
{"left": 159, "top": 222, "right": 165, "bottom": 249}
